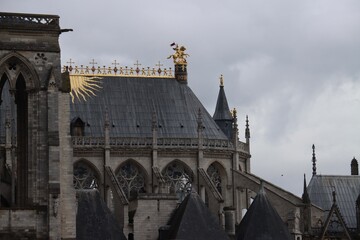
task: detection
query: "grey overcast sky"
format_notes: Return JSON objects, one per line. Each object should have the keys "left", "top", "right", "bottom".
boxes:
{"left": 2, "top": 0, "right": 360, "bottom": 196}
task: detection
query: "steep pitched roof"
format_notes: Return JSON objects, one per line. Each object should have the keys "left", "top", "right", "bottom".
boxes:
{"left": 70, "top": 76, "right": 228, "bottom": 140}
{"left": 76, "top": 190, "right": 127, "bottom": 240}
{"left": 213, "top": 84, "right": 232, "bottom": 121}
{"left": 165, "top": 192, "right": 229, "bottom": 240}
{"left": 213, "top": 83, "right": 233, "bottom": 139}
{"left": 307, "top": 175, "right": 360, "bottom": 228}
{"left": 236, "top": 187, "right": 292, "bottom": 240}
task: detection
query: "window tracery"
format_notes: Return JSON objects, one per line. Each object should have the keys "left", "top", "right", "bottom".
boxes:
{"left": 73, "top": 162, "right": 98, "bottom": 190}
{"left": 163, "top": 162, "right": 192, "bottom": 200}
{"left": 116, "top": 162, "right": 146, "bottom": 198}
{"left": 207, "top": 163, "right": 222, "bottom": 194}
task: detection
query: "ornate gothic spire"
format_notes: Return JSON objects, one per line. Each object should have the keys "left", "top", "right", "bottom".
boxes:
{"left": 245, "top": 115, "right": 250, "bottom": 142}
{"left": 312, "top": 144, "right": 317, "bottom": 176}
{"left": 213, "top": 75, "right": 233, "bottom": 139}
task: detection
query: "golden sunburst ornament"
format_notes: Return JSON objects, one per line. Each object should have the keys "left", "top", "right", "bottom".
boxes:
{"left": 70, "top": 75, "right": 102, "bottom": 103}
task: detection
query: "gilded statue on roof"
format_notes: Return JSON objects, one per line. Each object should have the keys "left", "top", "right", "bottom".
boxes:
{"left": 167, "top": 43, "right": 189, "bottom": 64}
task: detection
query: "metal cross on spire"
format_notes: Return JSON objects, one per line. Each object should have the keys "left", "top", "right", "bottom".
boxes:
{"left": 67, "top": 58, "right": 75, "bottom": 66}
{"left": 89, "top": 59, "right": 98, "bottom": 73}
{"left": 134, "top": 60, "right": 142, "bottom": 74}
{"left": 112, "top": 60, "right": 120, "bottom": 73}
{"left": 156, "top": 61, "right": 163, "bottom": 75}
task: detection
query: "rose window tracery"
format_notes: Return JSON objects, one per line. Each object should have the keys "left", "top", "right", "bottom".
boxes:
{"left": 73, "top": 162, "right": 99, "bottom": 190}
{"left": 207, "top": 163, "right": 222, "bottom": 194}
{"left": 163, "top": 162, "right": 192, "bottom": 199}
{"left": 116, "top": 162, "right": 146, "bottom": 198}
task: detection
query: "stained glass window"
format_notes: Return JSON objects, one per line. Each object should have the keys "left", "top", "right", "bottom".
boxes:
{"left": 207, "top": 163, "right": 222, "bottom": 194}
{"left": 163, "top": 162, "right": 192, "bottom": 200}
{"left": 73, "top": 161, "right": 98, "bottom": 189}
{"left": 116, "top": 162, "right": 146, "bottom": 198}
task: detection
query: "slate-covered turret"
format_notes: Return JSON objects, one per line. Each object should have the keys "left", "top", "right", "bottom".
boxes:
{"left": 213, "top": 75, "right": 233, "bottom": 139}
{"left": 236, "top": 184, "right": 292, "bottom": 240}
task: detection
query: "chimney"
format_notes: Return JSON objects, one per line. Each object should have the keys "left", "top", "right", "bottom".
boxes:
{"left": 351, "top": 157, "right": 358, "bottom": 175}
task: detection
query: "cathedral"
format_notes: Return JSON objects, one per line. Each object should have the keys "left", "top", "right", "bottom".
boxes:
{"left": 0, "top": 12, "right": 359, "bottom": 240}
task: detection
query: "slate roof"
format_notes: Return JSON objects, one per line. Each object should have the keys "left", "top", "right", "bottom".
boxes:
{"left": 236, "top": 187, "right": 292, "bottom": 240}
{"left": 307, "top": 175, "right": 360, "bottom": 229}
{"left": 76, "top": 190, "right": 127, "bottom": 240}
{"left": 164, "top": 192, "right": 229, "bottom": 240}
{"left": 70, "top": 76, "right": 228, "bottom": 139}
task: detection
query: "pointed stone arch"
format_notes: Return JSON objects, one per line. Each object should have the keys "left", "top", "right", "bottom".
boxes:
{"left": 73, "top": 159, "right": 101, "bottom": 190}
{"left": 206, "top": 161, "right": 227, "bottom": 194}
{"left": 0, "top": 52, "right": 40, "bottom": 92}
{"left": 162, "top": 160, "right": 194, "bottom": 198}
{"left": 115, "top": 159, "right": 148, "bottom": 199}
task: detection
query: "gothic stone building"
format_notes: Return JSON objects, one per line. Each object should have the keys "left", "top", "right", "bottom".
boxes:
{"left": 1, "top": 12, "right": 356, "bottom": 240}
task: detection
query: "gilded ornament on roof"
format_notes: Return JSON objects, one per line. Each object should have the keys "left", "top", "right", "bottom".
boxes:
{"left": 167, "top": 43, "right": 189, "bottom": 65}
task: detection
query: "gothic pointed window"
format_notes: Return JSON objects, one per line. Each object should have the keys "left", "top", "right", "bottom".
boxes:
{"left": 116, "top": 161, "right": 146, "bottom": 199}
{"left": 163, "top": 161, "right": 192, "bottom": 200}
{"left": 73, "top": 161, "right": 99, "bottom": 189}
{"left": 207, "top": 163, "right": 222, "bottom": 194}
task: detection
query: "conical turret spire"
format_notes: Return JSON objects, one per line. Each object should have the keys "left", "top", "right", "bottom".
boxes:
{"left": 213, "top": 75, "right": 233, "bottom": 139}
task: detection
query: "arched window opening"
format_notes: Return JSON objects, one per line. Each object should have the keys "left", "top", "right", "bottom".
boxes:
{"left": 162, "top": 161, "right": 192, "bottom": 201}
{"left": 15, "top": 74, "right": 28, "bottom": 206}
{"left": 116, "top": 161, "right": 146, "bottom": 199}
{"left": 70, "top": 117, "right": 85, "bottom": 136}
{"left": 207, "top": 163, "right": 222, "bottom": 194}
{"left": 73, "top": 161, "right": 99, "bottom": 190}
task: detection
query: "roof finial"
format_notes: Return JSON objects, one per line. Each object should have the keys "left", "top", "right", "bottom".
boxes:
{"left": 167, "top": 42, "right": 189, "bottom": 65}
{"left": 220, "top": 74, "right": 224, "bottom": 87}
{"left": 312, "top": 144, "right": 317, "bottom": 176}
{"left": 232, "top": 108, "right": 238, "bottom": 130}
{"left": 245, "top": 115, "right": 250, "bottom": 141}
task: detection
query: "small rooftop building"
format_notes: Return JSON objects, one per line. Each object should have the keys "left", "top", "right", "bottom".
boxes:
{"left": 305, "top": 147, "right": 360, "bottom": 239}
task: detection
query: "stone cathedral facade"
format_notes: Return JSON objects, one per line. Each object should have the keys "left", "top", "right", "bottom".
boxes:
{"left": 3, "top": 12, "right": 360, "bottom": 240}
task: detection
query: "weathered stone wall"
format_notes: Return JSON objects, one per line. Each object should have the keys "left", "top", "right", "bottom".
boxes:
{"left": 0, "top": 12, "right": 75, "bottom": 239}
{"left": 0, "top": 209, "right": 47, "bottom": 239}
{"left": 132, "top": 194, "right": 178, "bottom": 240}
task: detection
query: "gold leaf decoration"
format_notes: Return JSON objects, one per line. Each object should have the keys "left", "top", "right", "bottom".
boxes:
{"left": 70, "top": 75, "right": 102, "bottom": 103}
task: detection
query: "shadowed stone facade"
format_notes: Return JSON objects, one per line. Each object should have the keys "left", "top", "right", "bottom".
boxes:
{"left": 0, "top": 12, "right": 76, "bottom": 239}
